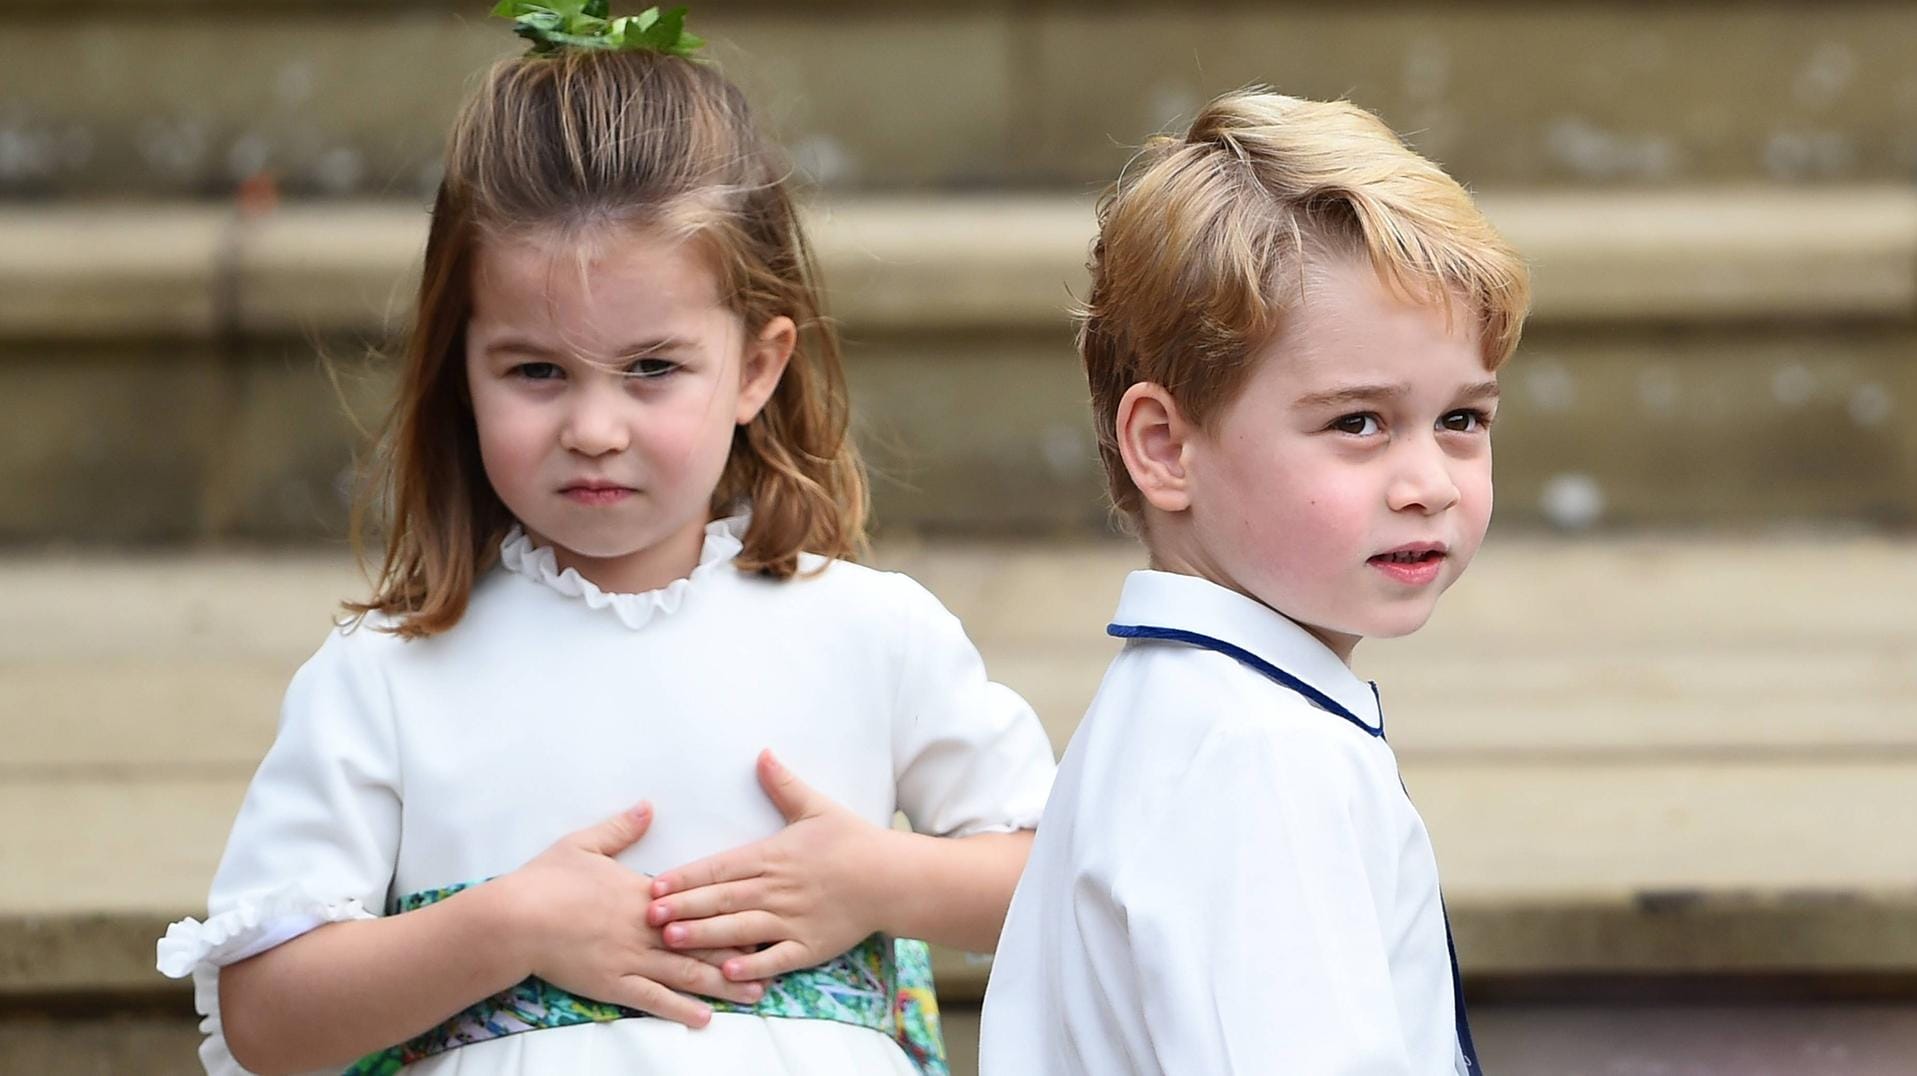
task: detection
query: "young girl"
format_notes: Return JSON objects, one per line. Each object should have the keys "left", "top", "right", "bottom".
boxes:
{"left": 155, "top": 11, "right": 1055, "bottom": 1075}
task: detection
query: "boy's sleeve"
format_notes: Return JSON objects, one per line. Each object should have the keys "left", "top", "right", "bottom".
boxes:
{"left": 885, "top": 575, "right": 1057, "bottom": 838}
{"left": 155, "top": 625, "right": 403, "bottom": 1076}
{"left": 1115, "top": 719, "right": 1415, "bottom": 1075}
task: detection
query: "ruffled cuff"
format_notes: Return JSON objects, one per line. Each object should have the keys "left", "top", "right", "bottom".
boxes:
{"left": 158, "top": 885, "right": 374, "bottom": 979}
{"left": 157, "top": 886, "right": 376, "bottom": 1076}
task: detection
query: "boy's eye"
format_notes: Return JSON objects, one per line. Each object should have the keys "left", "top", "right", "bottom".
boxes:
{"left": 511, "top": 361, "right": 563, "bottom": 381}
{"left": 1440, "top": 409, "right": 1492, "bottom": 433}
{"left": 626, "top": 357, "right": 681, "bottom": 380}
{"left": 1332, "top": 413, "right": 1382, "bottom": 436}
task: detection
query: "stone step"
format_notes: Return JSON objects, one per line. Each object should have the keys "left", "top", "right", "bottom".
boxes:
{"left": 2, "top": 192, "right": 1915, "bottom": 543}
{"left": 5, "top": 2, "right": 1917, "bottom": 196}
{"left": 10, "top": 190, "right": 1917, "bottom": 339}
{"left": 11, "top": 1005, "right": 1917, "bottom": 1076}
{"left": 6, "top": 537, "right": 1916, "bottom": 756}
{"left": 3, "top": 536, "right": 1915, "bottom": 1010}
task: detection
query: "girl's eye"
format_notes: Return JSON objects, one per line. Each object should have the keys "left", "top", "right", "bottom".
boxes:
{"left": 626, "top": 357, "right": 681, "bottom": 380}
{"left": 1332, "top": 413, "right": 1382, "bottom": 436}
{"left": 511, "top": 362, "right": 563, "bottom": 382}
{"left": 1441, "top": 409, "right": 1492, "bottom": 433}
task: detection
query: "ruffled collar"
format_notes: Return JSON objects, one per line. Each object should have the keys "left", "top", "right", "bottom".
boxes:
{"left": 497, "top": 514, "right": 747, "bottom": 630}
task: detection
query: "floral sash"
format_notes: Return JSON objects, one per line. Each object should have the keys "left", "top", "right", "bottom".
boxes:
{"left": 344, "top": 880, "right": 946, "bottom": 1075}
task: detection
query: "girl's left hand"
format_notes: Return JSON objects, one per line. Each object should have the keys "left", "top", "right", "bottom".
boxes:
{"left": 647, "top": 750, "right": 898, "bottom": 982}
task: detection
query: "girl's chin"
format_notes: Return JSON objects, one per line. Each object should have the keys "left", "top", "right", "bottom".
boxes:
{"left": 526, "top": 514, "right": 708, "bottom": 564}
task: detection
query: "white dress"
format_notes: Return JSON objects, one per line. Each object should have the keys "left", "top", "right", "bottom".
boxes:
{"left": 980, "top": 570, "right": 1473, "bottom": 1075}
{"left": 158, "top": 516, "right": 1057, "bottom": 1075}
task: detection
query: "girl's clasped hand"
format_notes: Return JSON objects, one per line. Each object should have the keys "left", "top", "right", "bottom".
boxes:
{"left": 648, "top": 750, "right": 898, "bottom": 985}
{"left": 499, "top": 749, "right": 895, "bottom": 1024}
{"left": 492, "top": 801, "right": 765, "bottom": 1027}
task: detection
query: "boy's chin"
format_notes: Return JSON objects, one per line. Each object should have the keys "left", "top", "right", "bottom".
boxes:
{"left": 1354, "top": 604, "right": 1441, "bottom": 640}
{"left": 1311, "top": 597, "right": 1442, "bottom": 643}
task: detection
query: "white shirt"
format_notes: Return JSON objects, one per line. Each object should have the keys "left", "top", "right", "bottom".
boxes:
{"left": 157, "top": 516, "right": 1057, "bottom": 1075}
{"left": 980, "top": 570, "right": 1473, "bottom": 1075}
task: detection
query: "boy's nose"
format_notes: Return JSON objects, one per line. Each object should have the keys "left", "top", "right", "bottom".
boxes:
{"left": 1386, "top": 442, "right": 1461, "bottom": 515}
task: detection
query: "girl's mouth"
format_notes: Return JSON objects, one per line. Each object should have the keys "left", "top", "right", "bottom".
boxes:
{"left": 562, "top": 486, "right": 634, "bottom": 506}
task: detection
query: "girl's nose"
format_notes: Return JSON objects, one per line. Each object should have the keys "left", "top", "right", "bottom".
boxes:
{"left": 558, "top": 390, "right": 632, "bottom": 457}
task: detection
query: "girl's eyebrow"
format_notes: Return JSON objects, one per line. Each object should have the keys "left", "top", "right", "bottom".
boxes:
{"left": 483, "top": 335, "right": 698, "bottom": 359}
{"left": 483, "top": 335, "right": 560, "bottom": 358}
{"left": 611, "top": 336, "right": 699, "bottom": 360}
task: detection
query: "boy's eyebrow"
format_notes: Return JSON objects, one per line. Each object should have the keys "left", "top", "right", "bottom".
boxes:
{"left": 1293, "top": 380, "right": 1501, "bottom": 407}
{"left": 1292, "top": 383, "right": 1408, "bottom": 408}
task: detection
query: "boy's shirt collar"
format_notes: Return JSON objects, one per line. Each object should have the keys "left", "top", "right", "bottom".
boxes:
{"left": 1108, "top": 569, "right": 1384, "bottom": 735}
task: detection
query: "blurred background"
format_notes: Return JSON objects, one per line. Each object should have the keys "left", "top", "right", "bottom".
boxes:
{"left": 2, "top": 2, "right": 1915, "bottom": 1073}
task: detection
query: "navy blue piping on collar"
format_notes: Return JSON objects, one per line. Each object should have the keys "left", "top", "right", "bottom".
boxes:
{"left": 1106, "top": 623, "right": 1384, "bottom": 738}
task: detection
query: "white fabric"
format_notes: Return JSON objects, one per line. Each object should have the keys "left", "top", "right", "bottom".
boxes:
{"left": 980, "top": 570, "right": 1470, "bottom": 1076}
{"left": 159, "top": 515, "right": 1056, "bottom": 1075}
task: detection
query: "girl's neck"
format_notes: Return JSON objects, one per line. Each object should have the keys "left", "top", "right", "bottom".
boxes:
{"left": 526, "top": 516, "right": 713, "bottom": 595}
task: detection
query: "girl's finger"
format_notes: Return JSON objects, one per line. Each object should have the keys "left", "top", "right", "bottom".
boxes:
{"left": 722, "top": 940, "right": 811, "bottom": 982}
{"left": 610, "top": 974, "right": 712, "bottom": 1028}
{"left": 682, "top": 946, "right": 757, "bottom": 968}
{"left": 756, "top": 750, "right": 822, "bottom": 824}
{"left": 565, "top": 803, "right": 654, "bottom": 857}
{"left": 660, "top": 909, "right": 784, "bottom": 951}
{"left": 647, "top": 880, "right": 763, "bottom": 927}
{"left": 640, "top": 950, "right": 767, "bottom": 1007}
{"left": 651, "top": 845, "right": 767, "bottom": 898}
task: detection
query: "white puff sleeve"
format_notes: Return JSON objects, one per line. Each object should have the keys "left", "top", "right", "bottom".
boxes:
{"left": 886, "top": 576, "right": 1056, "bottom": 840}
{"left": 156, "top": 623, "right": 403, "bottom": 1075}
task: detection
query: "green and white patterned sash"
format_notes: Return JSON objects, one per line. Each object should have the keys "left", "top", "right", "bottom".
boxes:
{"left": 344, "top": 880, "right": 947, "bottom": 1075}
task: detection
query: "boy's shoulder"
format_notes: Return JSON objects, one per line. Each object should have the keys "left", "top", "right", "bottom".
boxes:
{"left": 1056, "top": 642, "right": 1401, "bottom": 895}
{"left": 1101, "top": 636, "right": 1377, "bottom": 756}
{"left": 1058, "top": 642, "right": 1388, "bottom": 849}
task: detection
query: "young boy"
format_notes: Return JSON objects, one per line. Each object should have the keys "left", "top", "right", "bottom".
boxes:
{"left": 978, "top": 89, "right": 1530, "bottom": 1074}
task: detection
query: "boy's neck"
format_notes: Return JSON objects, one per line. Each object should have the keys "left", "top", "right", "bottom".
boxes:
{"left": 1143, "top": 539, "right": 1363, "bottom": 667}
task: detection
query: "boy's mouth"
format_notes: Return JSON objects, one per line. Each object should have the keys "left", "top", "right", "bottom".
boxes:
{"left": 1367, "top": 544, "right": 1448, "bottom": 584}
{"left": 1371, "top": 549, "right": 1444, "bottom": 564}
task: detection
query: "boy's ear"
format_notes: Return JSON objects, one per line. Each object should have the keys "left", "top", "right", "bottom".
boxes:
{"left": 1116, "top": 382, "right": 1193, "bottom": 513}
{"left": 736, "top": 315, "right": 796, "bottom": 425}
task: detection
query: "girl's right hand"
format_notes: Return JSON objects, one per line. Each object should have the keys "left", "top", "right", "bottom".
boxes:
{"left": 494, "top": 802, "right": 768, "bottom": 1027}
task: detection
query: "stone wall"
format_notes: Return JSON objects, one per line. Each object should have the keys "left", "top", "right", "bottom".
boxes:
{"left": 3, "top": 3, "right": 1914, "bottom": 197}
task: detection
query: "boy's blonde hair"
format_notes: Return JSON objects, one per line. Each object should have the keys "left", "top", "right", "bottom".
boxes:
{"left": 1081, "top": 89, "right": 1531, "bottom": 516}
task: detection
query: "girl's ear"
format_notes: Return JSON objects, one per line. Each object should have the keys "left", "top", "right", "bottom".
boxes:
{"left": 736, "top": 315, "right": 796, "bottom": 425}
{"left": 1116, "top": 382, "right": 1194, "bottom": 513}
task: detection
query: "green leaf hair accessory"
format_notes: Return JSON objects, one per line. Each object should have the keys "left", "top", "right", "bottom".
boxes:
{"left": 490, "top": 2, "right": 706, "bottom": 58}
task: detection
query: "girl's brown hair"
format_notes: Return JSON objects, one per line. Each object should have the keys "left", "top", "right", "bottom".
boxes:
{"left": 346, "top": 48, "right": 867, "bottom": 638}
